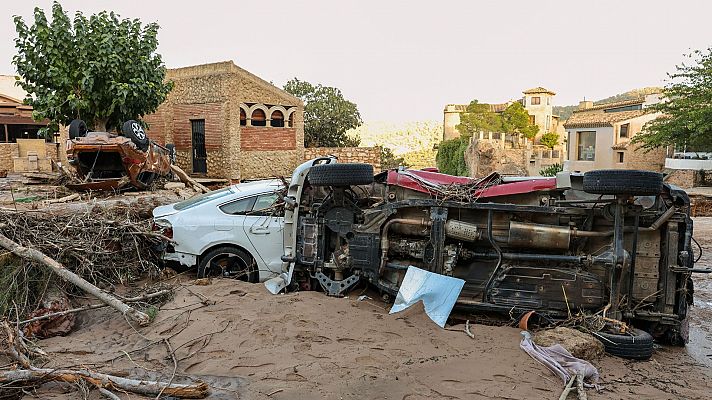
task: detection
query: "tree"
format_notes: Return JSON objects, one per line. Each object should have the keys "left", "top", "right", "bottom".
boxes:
{"left": 284, "top": 78, "right": 362, "bottom": 147}
{"left": 455, "top": 100, "right": 502, "bottom": 136}
{"left": 436, "top": 136, "right": 470, "bottom": 176}
{"left": 635, "top": 48, "right": 712, "bottom": 151}
{"left": 500, "top": 102, "right": 539, "bottom": 140}
{"left": 540, "top": 132, "right": 560, "bottom": 149}
{"left": 12, "top": 2, "right": 173, "bottom": 135}
{"left": 380, "top": 146, "right": 408, "bottom": 170}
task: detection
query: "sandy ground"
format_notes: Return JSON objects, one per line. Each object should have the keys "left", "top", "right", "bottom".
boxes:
{"left": 9, "top": 216, "right": 711, "bottom": 399}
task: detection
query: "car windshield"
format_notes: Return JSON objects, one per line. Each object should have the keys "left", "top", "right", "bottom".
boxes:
{"left": 173, "top": 187, "right": 234, "bottom": 211}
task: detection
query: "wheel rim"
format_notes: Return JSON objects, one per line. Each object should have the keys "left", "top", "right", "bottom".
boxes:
{"left": 204, "top": 251, "right": 254, "bottom": 281}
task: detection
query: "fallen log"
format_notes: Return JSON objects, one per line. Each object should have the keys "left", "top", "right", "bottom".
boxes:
{"left": 0, "top": 233, "right": 150, "bottom": 326}
{"left": 0, "top": 368, "right": 210, "bottom": 399}
{"left": 170, "top": 165, "right": 210, "bottom": 194}
{"left": 44, "top": 193, "right": 80, "bottom": 204}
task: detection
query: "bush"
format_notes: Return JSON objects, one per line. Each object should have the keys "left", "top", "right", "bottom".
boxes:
{"left": 540, "top": 132, "right": 560, "bottom": 149}
{"left": 436, "top": 135, "right": 470, "bottom": 176}
{"left": 380, "top": 147, "right": 408, "bottom": 170}
{"left": 540, "top": 163, "right": 563, "bottom": 177}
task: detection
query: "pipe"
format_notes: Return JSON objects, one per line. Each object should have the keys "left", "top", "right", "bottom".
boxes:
{"left": 482, "top": 210, "right": 503, "bottom": 302}
{"left": 571, "top": 206, "right": 677, "bottom": 238}
{"left": 378, "top": 218, "right": 432, "bottom": 275}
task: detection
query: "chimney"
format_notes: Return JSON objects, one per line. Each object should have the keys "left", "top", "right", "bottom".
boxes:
{"left": 578, "top": 100, "right": 593, "bottom": 110}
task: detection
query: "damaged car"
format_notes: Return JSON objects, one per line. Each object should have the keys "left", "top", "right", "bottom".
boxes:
{"left": 155, "top": 157, "right": 701, "bottom": 358}
{"left": 65, "top": 119, "right": 174, "bottom": 191}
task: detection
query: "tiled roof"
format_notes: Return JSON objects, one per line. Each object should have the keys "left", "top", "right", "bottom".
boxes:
{"left": 575, "top": 98, "right": 645, "bottom": 113}
{"left": 523, "top": 87, "right": 556, "bottom": 95}
{"left": 564, "top": 110, "right": 647, "bottom": 129}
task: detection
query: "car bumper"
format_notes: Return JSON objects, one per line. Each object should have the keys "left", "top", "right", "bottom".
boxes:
{"left": 162, "top": 250, "right": 198, "bottom": 268}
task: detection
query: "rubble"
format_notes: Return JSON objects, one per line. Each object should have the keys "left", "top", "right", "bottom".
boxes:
{"left": 534, "top": 327, "right": 605, "bottom": 360}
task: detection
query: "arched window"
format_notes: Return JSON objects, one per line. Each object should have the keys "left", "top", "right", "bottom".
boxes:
{"left": 240, "top": 108, "right": 247, "bottom": 126}
{"left": 270, "top": 110, "right": 284, "bottom": 127}
{"left": 251, "top": 109, "right": 266, "bottom": 126}
{"left": 288, "top": 112, "right": 294, "bottom": 128}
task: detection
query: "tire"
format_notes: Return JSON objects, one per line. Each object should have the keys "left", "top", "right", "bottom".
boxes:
{"left": 583, "top": 169, "right": 663, "bottom": 196}
{"left": 308, "top": 163, "right": 374, "bottom": 186}
{"left": 593, "top": 328, "right": 654, "bottom": 360}
{"left": 68, "top": 119, "right": 88, "bottom": 139}
{"left": 197, "top": 246, "right": 258, "bottom": 283}
{"left": 122, "top": 120, "right": 149, "bottom": 151}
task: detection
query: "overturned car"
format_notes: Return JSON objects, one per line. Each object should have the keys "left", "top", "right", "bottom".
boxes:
{"left": 262, "top": 157, "right": 697, "bottom": 355}
{"left": 66, "top": 119, "right": 174, "bottom": 191}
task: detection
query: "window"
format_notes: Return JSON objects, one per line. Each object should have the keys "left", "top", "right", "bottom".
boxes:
{"left": 174, "top": 187, "right": 233, "bottom": 211}
{"left": 529, "top": 115, "right": 536, "bottom": 125}
{"left": 552, "top": 149, "right": 560, "bottom": 158}
{"left": 531, "top": 97, "right": 541, "bottom": 105}
{"left": 270, "top": 110, "right": 284, "bottom": 127}
{"left": 251, "top": 109, "right": 266, "bottom": 126}
{"left": 576, "top": 131, "right": 596, "bottom": 161}
{"left": 219, "top": 196, "right": 257, "bottom": 215}
{"left": 240, "top": 109, "right": 246, "bottom": 126}
{"left": 619, "top": 123, "right": 629, "bottom": 138}
{"left": 547, "top": 97, "right": 551, "bottom": 105}
{"left": 251, "top": 193, "right": 279, "bottom": 216}
{"left": 618, "top": 152, "right": 625, "bottom": 163}
{"left": 288, "top": 112, "right": 294, "bottom": 127}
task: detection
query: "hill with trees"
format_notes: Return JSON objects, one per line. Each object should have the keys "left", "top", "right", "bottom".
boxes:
{"left": 347, "top": 121, "right": 441, "bottom": 168}
{"left": 553, "top": 87, "right": 662, "bottom": 120}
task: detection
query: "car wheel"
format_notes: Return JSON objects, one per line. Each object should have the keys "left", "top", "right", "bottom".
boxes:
{"left": 197, "top": 246, "right": 258, "bottom": 282}
{"left": 593, "top": 327, "right": 654, "bottom": 360}
{"left": 582, "top": 169, "right": 663, "bottom": 196}
{"left": 122, "top": 119, "right": 149, "bottom": 151}
{"left": 308, "top": 163, "right": 374, "bottom": 186}
{"left": 69, "top": 119, "right": 88, "bottom": 139}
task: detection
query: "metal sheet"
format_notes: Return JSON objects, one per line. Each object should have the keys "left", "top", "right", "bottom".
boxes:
{"left": 389, "top": 266, "right": 465, "bottom": 328}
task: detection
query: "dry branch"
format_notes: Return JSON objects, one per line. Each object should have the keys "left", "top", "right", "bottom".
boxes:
{"left": 0, "top": 368, "right": 209, "bottom": 398}
{"left": 170, "top": 165, "right": 209, "bottom": 194}
{"left": 0, "top": 233, "right": 150, "bottom": 326}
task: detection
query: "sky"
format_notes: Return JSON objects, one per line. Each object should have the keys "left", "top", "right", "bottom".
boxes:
{"left": 1, "top": 0, "right": 710, "bottom": 122}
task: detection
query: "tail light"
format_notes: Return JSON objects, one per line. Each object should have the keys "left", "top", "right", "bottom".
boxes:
{"left": 152, "top": 219, "right": 173, "bottom": 239}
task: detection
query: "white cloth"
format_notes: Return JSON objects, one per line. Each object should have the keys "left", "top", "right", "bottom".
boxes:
{"left": 519, "top": 330, "right": 600, "bottom": 386}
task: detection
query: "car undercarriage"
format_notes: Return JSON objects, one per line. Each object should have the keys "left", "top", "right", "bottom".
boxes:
{"left": 273, "top": 160, "right": 696, "bottom": 347}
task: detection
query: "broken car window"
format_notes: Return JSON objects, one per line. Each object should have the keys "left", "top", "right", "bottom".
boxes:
{"left": 219, "top": 196, "right": 257, "bottom": 215}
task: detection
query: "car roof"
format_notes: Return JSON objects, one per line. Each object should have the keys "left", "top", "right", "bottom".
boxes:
{"left": 229, "top": 179, "right": 284, "bottom": 196}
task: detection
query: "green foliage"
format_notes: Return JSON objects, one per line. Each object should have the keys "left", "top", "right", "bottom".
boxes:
{"left": 500, "top": 102, "right": 539, "bottom": 139}
{"left": 12, "top": 2, "right": 173, "bottom": 134}
{"left": 284, "top": 78, "right": 362, "bottom": 147}
{"left": 380, "top": 146, "right": 408, "bottom": 170}
{"left": 539, "top": 163, "right": 563, "bottom": 177}
{"left": 436, "top": 136, "right": 470, "bottom": 176}
{"left": 540, "top": 132, "right": 560, "bottom": 149}
{"left": 634, "top": 49, "right": 712, "bottom": 151}
{"left": 456, "top": 100, "right": 538, "bottom": 139}
{"left": 455, "top": 100, "right": 502, "bottom": 136}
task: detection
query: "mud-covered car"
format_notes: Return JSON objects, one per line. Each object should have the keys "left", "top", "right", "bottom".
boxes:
{"left": 65, "top": 119, "right": 174, "bottom": 191}
{"left": 262, "top": 157, "right": 700, "bottom": 358}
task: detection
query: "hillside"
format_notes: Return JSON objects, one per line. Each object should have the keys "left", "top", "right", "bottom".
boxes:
{"left": 347, "top": 120, "right": 442, "bottom": 168}
{"left": 553, "top": 87, "right": 663, "bottom": 120}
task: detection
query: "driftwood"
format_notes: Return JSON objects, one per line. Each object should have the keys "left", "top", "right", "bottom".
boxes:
{"left": 44, "top": 193, "right": 80, "bottom": 204}
{"left": 0, "top": 233, "right": 150, "bottom": 326}
{"left": 0, "top": 368, "right": 209, "bottom": 398}
{"left": 170, "top": 165, "right": 210, "bottom": 194}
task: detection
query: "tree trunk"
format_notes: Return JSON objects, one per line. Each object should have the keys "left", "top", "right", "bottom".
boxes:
{"left": 170, "top": 165, "right": 210, "bottom": 193}
{"left": 0, "top": 368, "right": 209, "bottom": 398}
{"left": 0, "top": 233, "right": 150, "bottom": 326}
{"left": 93, "top": 118, "right": 108, "bottom": 133}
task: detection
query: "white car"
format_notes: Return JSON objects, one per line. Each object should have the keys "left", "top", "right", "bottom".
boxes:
{"left": 152, "top": 179, "right": 285, "bottom": 282}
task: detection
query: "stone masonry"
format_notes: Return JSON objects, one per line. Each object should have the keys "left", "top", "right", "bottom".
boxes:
{"left": 304, "top": 147, "right": 381, "bottom": 172}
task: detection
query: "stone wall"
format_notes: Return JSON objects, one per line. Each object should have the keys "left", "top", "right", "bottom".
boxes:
{"left": 0, "top": 125, "right": 68, "bottom": 173}
{"left": 624, "top": 143, "right": 666, "bottom": 172}
{"left": 664, "top": 169, "right": 712, "bottom": 189}
{"left": 465, "top": 139, "right": 528, "bottom": 177}
{"left": 304, "top": 147, "right": 381, "bottom": 171}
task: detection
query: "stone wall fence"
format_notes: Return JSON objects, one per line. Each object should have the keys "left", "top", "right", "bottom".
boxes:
{"left": 304, "top": 147, "right": 381, "bottom": 172}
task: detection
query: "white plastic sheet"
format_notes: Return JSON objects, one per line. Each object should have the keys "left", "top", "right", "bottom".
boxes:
{"left": 389, "top": 266, "right": 465, "bottom": 328}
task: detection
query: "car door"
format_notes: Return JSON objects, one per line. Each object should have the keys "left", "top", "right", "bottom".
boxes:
{"left": 242, "top": 192, "right": 284, "bottom": 273}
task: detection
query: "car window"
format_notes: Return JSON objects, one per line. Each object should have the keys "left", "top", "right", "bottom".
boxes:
{"left": 174, "top": 187, "right": 233, "bottom": 211}
{"left": 219, "top": 197, "right": 256, "bottom": 215}
{"left": 250, "top": 193, "right": 280, "bottom": 216}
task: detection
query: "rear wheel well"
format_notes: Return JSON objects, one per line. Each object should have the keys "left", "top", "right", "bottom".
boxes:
{"left": 199, "top": 243, "right": 255, "bottom": 265}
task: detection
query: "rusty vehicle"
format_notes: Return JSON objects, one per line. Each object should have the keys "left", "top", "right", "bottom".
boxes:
{"left": 65, "top": 119, "right": 174, "bottom": 191}
{"left": 256, "top": 158, "right": 702, "bottom": 359}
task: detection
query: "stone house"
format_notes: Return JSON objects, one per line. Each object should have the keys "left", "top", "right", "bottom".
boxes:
{"left": 144, "top": 61, "right": 304, "bottom": 181}
{"left": 444, "top": 87, "right": 567, "bottom": 176}
{"left": 0, "top": 75, "right": 67, "bottom": 174}
{"left": 563, "top": 94, "right": 665, "bottom": 172}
